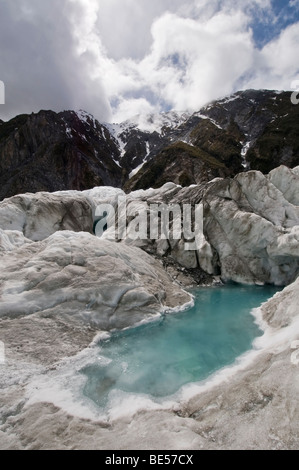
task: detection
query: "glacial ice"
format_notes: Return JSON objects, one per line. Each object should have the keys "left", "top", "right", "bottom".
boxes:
{"left": 0, "top": 231, "right": 190, "bottom": 328}
{"left": 0, "top": 164, "right": 299, "bottom": 449}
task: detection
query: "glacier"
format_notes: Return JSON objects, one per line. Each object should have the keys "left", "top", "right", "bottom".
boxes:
{"left": 0, "top": 164, "right": 298, "bottom": 449}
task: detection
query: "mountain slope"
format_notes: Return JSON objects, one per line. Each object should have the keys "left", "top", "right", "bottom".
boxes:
{"left": 0, "top": 90, "right": 298, "bottom": 200}
{"left": 125, "top": 90, "right": 299, "bottom": 191}
{"left": 197, "top": 89, "right": 299, "bottom": 172}
{"left": 0, "top": 110, "right": 125, "bottom": 201}
{"left": 124, "top": 141, "right": 230, "bottom": 191}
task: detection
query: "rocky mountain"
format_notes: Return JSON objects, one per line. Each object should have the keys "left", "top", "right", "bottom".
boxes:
{"left": 0, "top": 110, "right": 124, "bottom": 201}
{"left": 105, "top": 111, "right": 191, "bottom": 174}
{"left": 0, "top": 90, "right": 298, "bottom": 200}
{"left": 125, "top": 89, "right": 299, "bottom": 191}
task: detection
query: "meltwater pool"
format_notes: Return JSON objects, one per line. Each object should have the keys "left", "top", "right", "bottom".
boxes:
{"left": 81, "top": 284, "right": 281, "bottom": 408}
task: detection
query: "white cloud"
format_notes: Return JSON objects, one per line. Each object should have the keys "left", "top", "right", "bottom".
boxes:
{"left": 0, "top": 0, "right": 111, "bottom": 121}
{"left": 244, "top": 22, "right": 299, "bottom": 90}
{"left": 94, "top": 0, "right": 184, "bottom": 60}
{"left": 105, "top": 9, "right": 256, "bottom": 118}
{"left": 112, "top": 98, "right": 158, "bottom": 123}
{"left": 290, "top": 0, "right": 299, "bottom": 8}
{"left": 0, "top": 0, "right": 298, "bottom": 123}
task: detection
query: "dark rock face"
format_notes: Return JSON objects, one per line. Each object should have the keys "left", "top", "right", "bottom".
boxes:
{"left": 199, "top": 89, "right": 299, "bottom": 173}
{"left": 0, "top": 110, "right": 124, "bottom": 201}
{"left": 124, "top": 142, "right": 230, "bottom": 191}
{"left": 125, "top": 90, "right": 299, "bottom": 191}
{"left": 0, "top": 90, "right": 298, "bottom": 200}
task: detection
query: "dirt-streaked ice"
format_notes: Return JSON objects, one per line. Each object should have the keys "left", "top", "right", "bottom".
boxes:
{"left": 0, "top": 164, "right": 298, "bottom": 449}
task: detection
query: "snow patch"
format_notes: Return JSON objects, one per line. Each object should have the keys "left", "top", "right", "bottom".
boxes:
{"left": 104, "top": 122, "right": 128, "bottom": 158}
{"left": 76, "top": 109, "right": 97, "bottom": 129}
{"left": 129, "top": 162, "right": 146, "bottom": 179}
{"left": 130, "top": 111, "right": 190, "bottom": 134}
{"left": 241, "top": 140, "right": 252, "bottom": 169}
{"left": 129, "top": 141, "right": 151, "bottom": 178}
{"left": 65, "top": 127, "right": 72, "bottom": 138}
{"left": 145, "top": 141, "right": 150, "bottom": 157}
{"left": 218, "top": 94, "right": 239, "bottom": 105}
{"left": 194, "top": 113, "right": 222, "bottom": 130}
{"left": 106, "top": 110, "right": 190, "bottom": 146}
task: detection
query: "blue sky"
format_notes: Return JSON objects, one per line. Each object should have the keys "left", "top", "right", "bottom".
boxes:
{"left": 253, "top": 0, "right": 299, "bottom": 46}
{"left": 0, "top": 0, "right": 299, "bottom": 122}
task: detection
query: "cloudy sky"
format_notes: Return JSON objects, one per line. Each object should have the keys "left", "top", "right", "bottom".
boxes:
{"left": 0, "top": 0, "right": 299, "bottom": 123}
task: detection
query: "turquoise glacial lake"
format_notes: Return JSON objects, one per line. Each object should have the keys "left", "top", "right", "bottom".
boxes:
{"left": 82, "top": 284, "right": 281, "bottom": 408}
